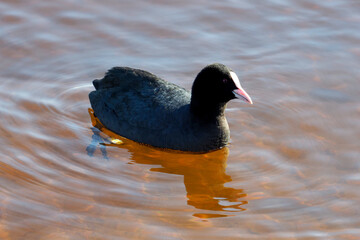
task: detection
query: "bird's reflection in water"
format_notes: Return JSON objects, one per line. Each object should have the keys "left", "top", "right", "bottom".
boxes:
{"left": 87, "top": 109, "right": 248, "bottom": 218}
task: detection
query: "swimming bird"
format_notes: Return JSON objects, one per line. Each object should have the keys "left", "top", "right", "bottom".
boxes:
{"left": 89, "top": 63, "right": 252, "bottom": 152}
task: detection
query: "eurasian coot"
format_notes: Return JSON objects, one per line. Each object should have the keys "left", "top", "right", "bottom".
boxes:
{"left": 89, "top": 63, "right": 252, "bottom": 152}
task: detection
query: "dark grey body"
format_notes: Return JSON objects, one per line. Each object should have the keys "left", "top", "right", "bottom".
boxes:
{"left": 89, "top": 67, "right": 230, "bottom": 152}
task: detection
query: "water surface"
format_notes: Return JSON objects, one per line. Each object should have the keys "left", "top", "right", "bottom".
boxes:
{"left": 1, "top": 0, "right": 360, "bottom": 239}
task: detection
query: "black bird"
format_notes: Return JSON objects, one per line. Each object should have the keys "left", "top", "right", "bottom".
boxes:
{"left": 89, "top": 63, "right": 252, "bottom": 152}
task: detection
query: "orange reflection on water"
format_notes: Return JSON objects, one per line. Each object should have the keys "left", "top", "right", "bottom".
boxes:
{"left": 87, "top": 109, "right": 248, "bottom": 218}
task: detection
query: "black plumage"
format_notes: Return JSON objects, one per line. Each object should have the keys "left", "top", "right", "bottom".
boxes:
{"left": 89, "top": 63, "right": 252, "bottom": 152}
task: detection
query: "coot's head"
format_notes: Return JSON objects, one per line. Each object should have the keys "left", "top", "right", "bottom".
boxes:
{"left": 191, "top": 63, "right": 253, "bottom": 105}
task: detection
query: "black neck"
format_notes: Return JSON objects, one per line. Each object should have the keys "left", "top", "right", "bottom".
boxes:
{"left": 190, "top": 99, "right": 227, "bottom": 120}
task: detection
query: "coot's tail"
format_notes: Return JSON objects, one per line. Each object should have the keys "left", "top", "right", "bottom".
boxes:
{"left": 92, "top": 67, "right": 133, "bottom": 91}
{"left": 93, "top": 79, "right": 101, "bottom": 90}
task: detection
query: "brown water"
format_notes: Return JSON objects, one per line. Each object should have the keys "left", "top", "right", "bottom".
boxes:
{"left": 1, "top": 0, "right": 360, "bottom": 239}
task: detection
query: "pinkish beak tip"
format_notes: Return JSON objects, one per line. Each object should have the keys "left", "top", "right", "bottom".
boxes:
{"left": 233, "top": 89, "right": 253, "bottom": 104}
